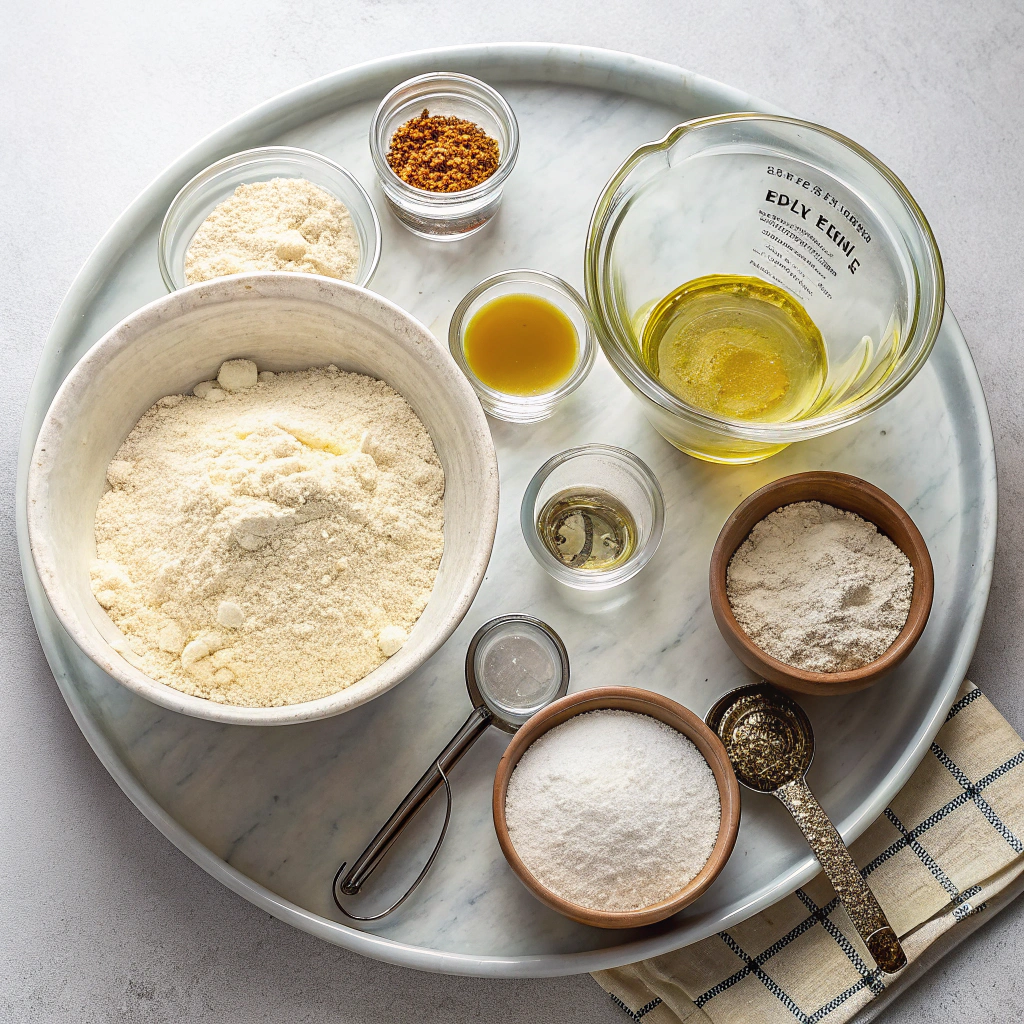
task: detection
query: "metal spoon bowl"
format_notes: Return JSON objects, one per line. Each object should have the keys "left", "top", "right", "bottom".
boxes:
{"left": 707, "top": 683, "right": 907, "bottom": 975}
{"left": 707, "top": 684, "right": 813, "bottom": 791}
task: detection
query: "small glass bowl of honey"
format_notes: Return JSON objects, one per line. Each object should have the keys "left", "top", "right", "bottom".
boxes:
{"left": 448, "top": 269, "right": 596, "bottom": 422}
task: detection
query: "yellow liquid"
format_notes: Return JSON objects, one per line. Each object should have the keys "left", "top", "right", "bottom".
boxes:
{"left": 537, "top": 489, "right": 637, "bottom": 571}
{"left": 464, "top": 293, "right": 578, "bottom": 396}
{"left": 640, "top": 275, "right": 827, "bottom": 422}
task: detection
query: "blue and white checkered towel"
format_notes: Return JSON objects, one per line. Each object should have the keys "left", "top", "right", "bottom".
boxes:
{"left": 593, "top": 681, "right": 1024, "bottom": 1024}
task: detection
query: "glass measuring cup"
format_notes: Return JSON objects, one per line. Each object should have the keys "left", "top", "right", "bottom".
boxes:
{"left": 585, "top": 114, "right": 944, "bottom": 463}
{"left": 333, "top": 615, "right": 569, "bottom": 920}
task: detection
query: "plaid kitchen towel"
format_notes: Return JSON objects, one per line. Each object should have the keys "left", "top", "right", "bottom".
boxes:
{"left": 593, "top": 681, "right": 1024, "bottom": 1024}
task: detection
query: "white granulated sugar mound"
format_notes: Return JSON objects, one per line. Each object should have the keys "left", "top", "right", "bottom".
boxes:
{"left": 726, "top": 500, "right": 914, "bottom": 673}
{"left": 90, "top": 363, "right": 444, "bottom": 708}
{"left": 504, "top": 711, "right": 721, "bottom": 912}
{"left": 184, "top": 177, "right": 360, "bottom": 285}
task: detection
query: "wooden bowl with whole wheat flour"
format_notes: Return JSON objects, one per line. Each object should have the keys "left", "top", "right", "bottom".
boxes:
{"left": 709, "top": 471, "right": 934, "bottom": 696}
{"left": 26, "top": 273, "right": 498, "bottom": 726}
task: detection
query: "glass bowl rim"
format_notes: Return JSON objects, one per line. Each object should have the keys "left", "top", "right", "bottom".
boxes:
{"left": 448, "top": 268, "right": 598, "bottom": 409}
{"left": 369, "top": 72, "right": 520, "bottom": 205}
{"left": 157, "top": 145, "right": 382, "bottom": 292}
{"left": 583, "top": 112, "right": 946, "bottom": 442}
{"left": 520, "top": 443, "right": 666, "bottom": 588}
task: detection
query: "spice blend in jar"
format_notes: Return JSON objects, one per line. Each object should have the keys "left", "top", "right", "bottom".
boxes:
{"left": 386, "top": 109, "right": 500, "bottom": 192}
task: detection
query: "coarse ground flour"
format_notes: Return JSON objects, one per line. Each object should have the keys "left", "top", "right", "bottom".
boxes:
{"left": 91, "top": 361, "right": 444, "bottom": 707}
{"left": 726, "top": 500, "right": 914, "bottom": 673}
{"left": 504, "top": 711, "right": 721, "bottom": 912}
{"left": 184, "top": 177, "right": 360, "bottom": 285}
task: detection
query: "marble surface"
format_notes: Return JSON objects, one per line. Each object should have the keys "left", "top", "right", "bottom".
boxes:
{"left": 15, "top": 45, "right": 995, "bottom": 975}
{"left": 3, "top": 1, "right": 1023, "bottom": 1021}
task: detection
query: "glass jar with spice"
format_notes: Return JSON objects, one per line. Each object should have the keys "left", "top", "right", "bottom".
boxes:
{"left": 369, "top": 72, "right": 519, "bottom": 240}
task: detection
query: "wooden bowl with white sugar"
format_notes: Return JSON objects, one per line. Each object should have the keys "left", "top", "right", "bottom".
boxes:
{"left": 709, "top": 471, "right": 934, "bottom": 696}
{"left": 492, "top": 686, "right": 741, "bottom": 929}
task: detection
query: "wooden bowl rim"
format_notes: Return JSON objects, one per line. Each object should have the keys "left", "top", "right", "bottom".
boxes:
{"left": 708, "top": 471, "right": 934, "bottom": 694}
{"left": 492, "top": 685, "right": 741, "bottom": 930}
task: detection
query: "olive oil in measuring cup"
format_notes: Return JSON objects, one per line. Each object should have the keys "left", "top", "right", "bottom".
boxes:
{"left": 640, "top": 275, "right": 827, "bottom": 422}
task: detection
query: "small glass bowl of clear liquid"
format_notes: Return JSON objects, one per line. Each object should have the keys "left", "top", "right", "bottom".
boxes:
{"left": 520, "top": 444, "right": 665, "bottom": 590}
{"left": 585, "top": 113, "right": 944, "bottom": 464}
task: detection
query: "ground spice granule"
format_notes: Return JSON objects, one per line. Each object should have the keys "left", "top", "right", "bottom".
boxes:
{"left": 386, "top": 109, "right": 500, "bottom": 193}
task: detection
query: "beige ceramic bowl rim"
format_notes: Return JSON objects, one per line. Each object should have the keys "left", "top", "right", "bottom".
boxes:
{"left": 25, "top": 273, "right": 499, "bottom": 726}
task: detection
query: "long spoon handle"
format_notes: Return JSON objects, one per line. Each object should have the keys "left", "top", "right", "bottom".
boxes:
{"left": 775, "top": 778, "right": 907, "bottom": 974}
{"left": 336, "top": 705, "right": 492, "bottom": 897}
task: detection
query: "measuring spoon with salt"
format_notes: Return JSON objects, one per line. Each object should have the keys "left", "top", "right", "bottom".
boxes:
{"left": 706, "top": 682, "right": 907, "bottom": 974}
{"left": 333, "top": 614, "right": 569, "bottom": 921}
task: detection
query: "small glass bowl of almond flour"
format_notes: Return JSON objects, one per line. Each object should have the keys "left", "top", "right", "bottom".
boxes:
{"left": 158, "top": 146, "right": 381, "bottom": 291}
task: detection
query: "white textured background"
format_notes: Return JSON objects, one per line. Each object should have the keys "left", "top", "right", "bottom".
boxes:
{"left": 3, "top": 1, "right": 1023, "bottom": 1021}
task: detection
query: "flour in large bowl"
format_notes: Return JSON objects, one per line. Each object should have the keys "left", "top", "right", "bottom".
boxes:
{"left": 90, "top": 359, "right": 444, "bottom": 707}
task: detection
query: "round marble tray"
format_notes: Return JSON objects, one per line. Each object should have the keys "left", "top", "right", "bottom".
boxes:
{"left": 15, "top": 44, "right": 996, "bottom": 977}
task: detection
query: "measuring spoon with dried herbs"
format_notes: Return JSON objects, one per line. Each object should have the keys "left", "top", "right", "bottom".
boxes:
{"left": 707, "top": 682, "right": 907, "bottom": 974}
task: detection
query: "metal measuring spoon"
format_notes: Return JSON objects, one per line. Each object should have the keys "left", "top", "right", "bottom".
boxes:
{"left": 333, "top": 614, "right": 569, "bottom": 921}
{"left": 706, "top": 683, "right": 907, "bottom": 974}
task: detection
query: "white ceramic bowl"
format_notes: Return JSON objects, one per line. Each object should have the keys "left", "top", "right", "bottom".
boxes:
{"left": 26, "top": 274, "right": 498, "bottom": 726}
